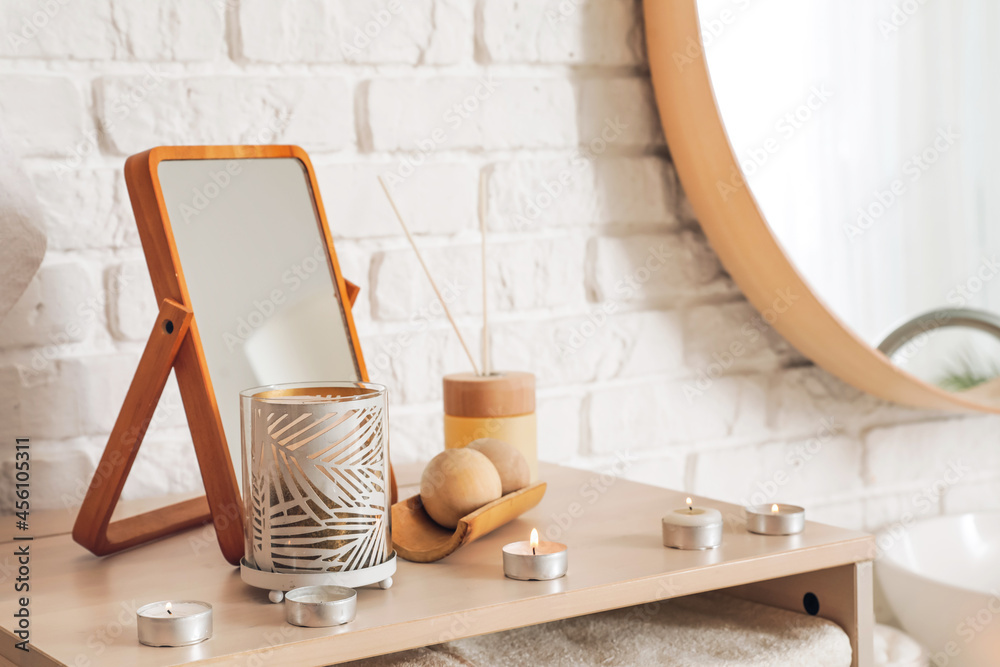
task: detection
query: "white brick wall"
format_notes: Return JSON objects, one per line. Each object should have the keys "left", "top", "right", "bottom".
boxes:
{"left": 364, "top": 77, "right": 576, "bottom": 151}
{"left": 239, "top": 0, "right": 471, "bottom": 65}
{"left": 0, "top": 0, "right": 996, "bottom": 549}
{"left": 0, "top": 76, "right": 86, "bottom": 156}
{"left": 98, "top": 76, "right": 354, "bottom": 155}
{"left": 485, "top": 157, "right": 681, "bottom": 231}
{"left": 0, "top": 0, "right": 224, "bottom": 60}
{"left": 478, "top": 0, "right": 644, "bottom": 66}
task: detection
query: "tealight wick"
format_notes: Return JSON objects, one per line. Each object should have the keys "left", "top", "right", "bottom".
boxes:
{"left": 503, "top": 529, "right": 568, "bottom": 580}
{"left": 165, "top": 602, "right": 173, "bottom": 616}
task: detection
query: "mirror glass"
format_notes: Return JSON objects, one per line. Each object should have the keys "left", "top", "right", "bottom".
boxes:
{"left": 158, "top": 157, "right": 361, "bottom": 470}
{"left": 699, "top": 0, "right": 1000, "bottom": 393}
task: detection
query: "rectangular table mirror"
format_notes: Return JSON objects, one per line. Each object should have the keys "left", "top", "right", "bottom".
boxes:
{"left": 160, "top": 150, "right": 365, "bottom": 456}
{"left": 73, "top": 146, "right": 390, "bottom": 565}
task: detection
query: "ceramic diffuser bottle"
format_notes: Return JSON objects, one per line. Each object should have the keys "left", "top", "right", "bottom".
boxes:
{"left": 443, "top": 371, "right": 537, "bottom": 481}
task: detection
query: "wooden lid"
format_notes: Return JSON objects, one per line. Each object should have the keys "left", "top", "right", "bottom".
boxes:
{"left": 442, "top": 371, "right": 535, "bottom": 418}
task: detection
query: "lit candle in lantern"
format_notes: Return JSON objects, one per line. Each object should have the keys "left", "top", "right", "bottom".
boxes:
{"left": 662, "top": 497, "right": 723, "bottom": 550}
{"left": 502, "top": 528, "right": 568, "bottom": 581}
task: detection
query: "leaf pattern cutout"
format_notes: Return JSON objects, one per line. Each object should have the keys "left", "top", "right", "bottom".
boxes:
{"left": 245, "top": 400, "right": 389, "bottom": 574}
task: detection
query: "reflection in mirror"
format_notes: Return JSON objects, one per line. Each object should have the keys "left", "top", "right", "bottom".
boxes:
{"left": 159, "top": 158, "right": 360, "bottom": 473}
{"left": 698, "top": 0, "right": 1000, "bottom": 392}
{"left": 881, "top": 309, "right": 1000, "bottom": 392}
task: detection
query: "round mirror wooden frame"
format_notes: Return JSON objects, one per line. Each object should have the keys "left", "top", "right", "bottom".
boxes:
{"left": 644, "top": 0, "right": 997, "bottom": 414}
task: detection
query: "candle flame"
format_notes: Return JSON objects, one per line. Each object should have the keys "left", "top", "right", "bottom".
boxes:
{"left": 686, "top": 497, "right": 693, "bottom": 510}
{"left": 165, "top": 602, "right": 173, "bottom": 615}
{"left": 771, "top": 504, "right": 779, "bottom": 513}
{"left": 530, "top": 528, "right": 539, "bottom": 552}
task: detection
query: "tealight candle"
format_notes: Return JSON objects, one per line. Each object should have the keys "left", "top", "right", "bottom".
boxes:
{"left": 502, "top": 528, "right": 568, "bottom": 581}
{"left": 285, "top": 586, "right": 357, "bottom": 627}
{"left": 662, "top": 497, "right": 723, "bottom": 550}
{"left": 745, "top": 503, "right": 805, "bottom": 535}
{"left": 136, "top": 601, "right": 212, "bottom": 647}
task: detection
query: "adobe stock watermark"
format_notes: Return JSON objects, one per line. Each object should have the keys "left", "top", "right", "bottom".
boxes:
{"left": 229, "top": 626, "right": 299, "bottom": 667}
{"left": 510, "top": 115, "right": 629, "bottom": 232}
{"left": 340, "top": 0, "right": 404, "bottom": 61}
{"left": 382, "top": 76, "right": 501, "bottom": 186}
{"left": 367, "top": 277, "right": 466, "bottom": 380}
{"left": 16, "top": 263, "right": 141, "bottom": 387}
{"left": 719, "top": 417, "right": 841, "bottom": 527}
{"left": 930, "top": 592, "right": 1000, "bottom": 666}
{"left": 557, "top": 242, "right": 673, "bottom": 358}
{"left": 543, "top": 450, "right": 635, "bottom": 543}
{"left": 5, "top": 0, "right": 71, "bottom": 53}
{"left": 72, "top": 599, "right": 141, "bottom": 666}
{"left": 843, "top": 126, "right": 958, "bottom": 241}
{"left": 671, "top": 0, "right": 753, "bottom": 71}
{"left": 887, "top": 256, "right": 1000, "bottom": 366}
{"left": 58, "top": 66, "right": 167, "bottom": 177}
{"left": 436, "top": 610, "right": 477, "bottom": 644}
{"left": 869, "top": 459, "right": 970, "bottom": 562}
{"left": 716, "top": 84, "right": 833, "bottom": 202}
{"left": 221, "top": 243, "right": 329, "bottom": 352}
{"left": 179, "top": 160, "right": 243, "bottom": 224}
{"left": 877, "top": 0, "right": 930, "bottom": 38}
{"left": 683, "top": 287, "right": 799, "bottom": 401}
{"left": 883, "top": 309, "right": 951, "bottom": 367}
{"left": 187, "top": 501, "right": 243, "bottom": 557}
{"left": 947, "top": 256, "right": 1000, "bottom": 308}
{"left": 57, "top": 391, "right": 186, "bottom": 511}
{"left": 621, "top": 577, "right": 685, "bottom": 624}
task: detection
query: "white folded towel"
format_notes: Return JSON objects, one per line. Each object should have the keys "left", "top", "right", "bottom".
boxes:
{"left": 341, "top": 591, "right": 852, "bottom": 666}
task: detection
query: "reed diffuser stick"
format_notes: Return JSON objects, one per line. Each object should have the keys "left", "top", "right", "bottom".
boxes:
{"left": 480, "top": 174, "right": 491, "bottom": 377}
{"left": 378, "top": 176, "right": 481, "bottom": 376}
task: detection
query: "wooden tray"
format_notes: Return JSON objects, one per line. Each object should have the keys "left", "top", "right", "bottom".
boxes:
{"left": 391, "top": 482, "right": 547, "bottom": 562}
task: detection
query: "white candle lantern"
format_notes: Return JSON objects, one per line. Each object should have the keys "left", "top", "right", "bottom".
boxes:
{"left": 239, "top": 382, "right": 396, "bottom": 600}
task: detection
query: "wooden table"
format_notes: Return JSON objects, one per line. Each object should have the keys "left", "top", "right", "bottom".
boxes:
{"left": 0, "top": 463, "right": 875, "bottom": 666}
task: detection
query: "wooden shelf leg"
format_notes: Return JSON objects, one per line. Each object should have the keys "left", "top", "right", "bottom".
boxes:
{"left": 724, "top": 561, "right": 875, "bottom": 667}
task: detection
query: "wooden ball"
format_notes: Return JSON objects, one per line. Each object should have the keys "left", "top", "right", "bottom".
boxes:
{"left": 467, "top": 438, "right": 530, "bottom": 495}
{"left": 420, "top": 449, "right": 502, "bottom": 529}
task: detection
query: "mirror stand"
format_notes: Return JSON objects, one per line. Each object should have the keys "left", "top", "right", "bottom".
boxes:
{"left": 72, "top": 298, "right": 246, "bottom": 564}
{"left": 73, "top": 146, "right": 397, "bottom": 565}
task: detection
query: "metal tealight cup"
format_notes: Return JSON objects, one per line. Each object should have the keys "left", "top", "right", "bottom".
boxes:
{"left": 284, "top": 586, "right": 357, "bottom": 627}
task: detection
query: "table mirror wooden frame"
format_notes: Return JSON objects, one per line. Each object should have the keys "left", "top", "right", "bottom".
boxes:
{"left": 644, "top": 0, "right": 999, "bottom": 415}
{"left": 72, "top": 145, "right": 395, "bottom": 565}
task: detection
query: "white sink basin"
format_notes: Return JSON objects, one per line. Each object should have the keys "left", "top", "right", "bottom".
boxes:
{"left": 877, "top": 512, "right": 1000, "bottom": 667}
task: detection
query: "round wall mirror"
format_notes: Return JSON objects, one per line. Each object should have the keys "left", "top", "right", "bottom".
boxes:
{"left": 645, "top": 0, "right": 1000, "bottom": 412}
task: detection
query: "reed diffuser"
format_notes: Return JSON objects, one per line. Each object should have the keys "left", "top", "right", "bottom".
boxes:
{"left": 378, "top": 176, "right": 538, "bottom": 480}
